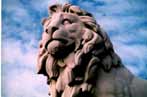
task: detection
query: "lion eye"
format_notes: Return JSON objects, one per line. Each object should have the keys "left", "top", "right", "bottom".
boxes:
{"left": 62, "top": 19, "right": 72, "bottom": 25}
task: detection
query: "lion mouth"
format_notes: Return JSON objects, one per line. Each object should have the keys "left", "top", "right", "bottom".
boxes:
{"left": 45, "top": 38, "right": 68, "bottom": 49}
{"left": 45, "top": 38, "right": 75, "bottom": 59}
{"left": 52, "top": 38, "right": 68, "bottom": 44}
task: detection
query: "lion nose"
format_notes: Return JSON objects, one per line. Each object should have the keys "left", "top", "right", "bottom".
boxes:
{"left": 48, "top": 26, "right": 58, "bottom": 34}
{"left": 52, "top": 27, "right": 58, "bottom": 33}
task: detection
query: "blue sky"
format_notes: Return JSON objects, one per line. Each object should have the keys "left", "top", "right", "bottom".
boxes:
{"left": 2, "top": 0, "right": 147, "bottom": 97}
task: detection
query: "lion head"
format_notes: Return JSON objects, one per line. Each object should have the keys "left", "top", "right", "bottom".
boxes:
{"left": 37, "top": 3, "right": 122, "bottom": 97}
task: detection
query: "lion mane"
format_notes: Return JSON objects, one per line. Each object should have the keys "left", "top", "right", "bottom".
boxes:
{"left": 37, "top": 3, "right": 122, "bottom": 97}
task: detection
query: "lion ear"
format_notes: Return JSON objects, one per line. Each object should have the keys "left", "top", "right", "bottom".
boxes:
{"left": 49, "top": 4, "right": 62, "bottom": 14}
{"left": 41, "top": 18, "right": 48, "bottom": 25}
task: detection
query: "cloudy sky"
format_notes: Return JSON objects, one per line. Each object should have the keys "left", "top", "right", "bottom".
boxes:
{"left": 2, "top": 0, "right": 147, "bottom": 97}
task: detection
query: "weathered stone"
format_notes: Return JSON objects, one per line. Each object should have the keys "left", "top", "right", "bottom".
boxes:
{"left": 37, "top": 3, "right": 147, "bottom": 97}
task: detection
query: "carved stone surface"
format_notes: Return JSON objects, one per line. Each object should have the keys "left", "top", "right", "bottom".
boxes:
{"left": 37, "top": 3, "right": 147, "bottom": 97}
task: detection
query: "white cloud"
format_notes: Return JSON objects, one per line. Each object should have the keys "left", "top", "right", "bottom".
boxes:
{"left": 1, "top": 31, "right": 49, "bottom": 97}
{"left": 2, "top": 69, "right": 49, "bottom": 97}
{"left": 3, "top": 0, "right": 31, "bottom": 20}
{"left": 97, "top": 15, "right": 143, "bottom": 33}
{"left": 111, "top": 28, "right": 147, "bottom": 43}
{"left": 2, "top": 0, "right": 50, "bottom": 96}
{"left": 113, "top": 42, "right": 147, "bottom": 76}
{"left": 137, "top": 28, "right": 147, "bottom": 38}
{"left": 2, "top": 37, "right": 38, "bottom": 69}
{"left": 30, "top": 0, "right": 69, "bottom": 13}
{"left": 99, "top": 1, "right": 131, "bottom": 13}
{"left": 97, "top": 16, "right": 123, "bottom": 32}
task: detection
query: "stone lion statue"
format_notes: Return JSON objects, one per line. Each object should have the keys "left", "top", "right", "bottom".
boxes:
{"left": 37, "top": 4, "right": 147, "bottom": 97}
